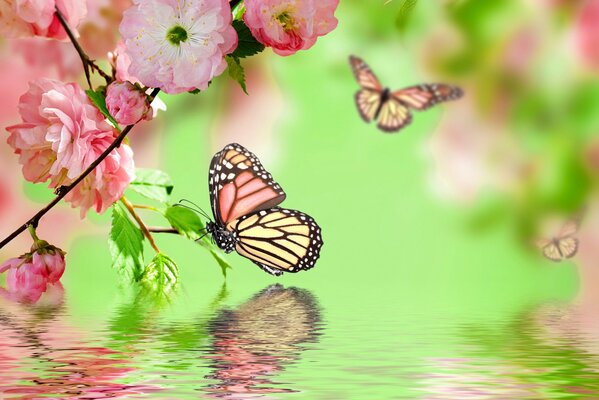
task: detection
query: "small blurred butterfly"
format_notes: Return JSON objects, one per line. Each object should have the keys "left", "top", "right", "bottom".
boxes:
{"left": 349, "top": 55, "right": 464, "bottom": 133}
{"left": 186, "top": 143, "right": 323, "bottom": 276}
{"left": 535, "top": 216, "right": 582, "bottom": 262}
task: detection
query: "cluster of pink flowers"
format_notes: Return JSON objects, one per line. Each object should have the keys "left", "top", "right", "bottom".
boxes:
{"left": 117, "top": 0, "right": 339, "bottom": 93}
{"left": 0, "top": 239, "right": 65, "bottom": 303}
{"left": 1, "top": 0, "right": 340, "bottom": 302}
{"left": 119, "top": 0, "right": 238, "bottom": 94}
{"left": 6, "top": 78, "right": 135, "bottom": 217}
{"left": 244, "top": 0, "right": 339, "bottom": 56}
{"left": 0, "top": 0, "right": 86, "bottom": 40}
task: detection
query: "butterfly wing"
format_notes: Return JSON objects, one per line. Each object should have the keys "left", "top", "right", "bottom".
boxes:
{"left": 558, "top": 237, "right": 579, "bottom": 259}
{"left": 392, "top": 84, "right": 463, "bottom": 111}
{"left": 536, "top": 237, "right": 579, "bottom": 261}
{"left": 558, "top": 219, "right": 580, "bottom": 238}
{"left": 376, "top": 97, "right": 413, "bottom": 132}
{"left": 540, "top": 241, "right": 563, "bottom": 261}
{"left": 209, "top": 143, "right": 286, "bottom": 226}
{"left": 355, "top": 89, "right": 383, "bottom": 123}
{"left": 230, "top": 208, "right": 323, "bottom": 276}
{"left": 349, "top": 55, "right": 383, "bottom": 91}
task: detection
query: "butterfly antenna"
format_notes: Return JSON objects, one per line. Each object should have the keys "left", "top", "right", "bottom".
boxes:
{"left": 175, "top": 199, "right": 212, "bottom": 221}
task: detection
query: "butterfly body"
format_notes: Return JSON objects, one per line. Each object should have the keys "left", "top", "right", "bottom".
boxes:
{"left": 349, "top": 55, "right": 463, "bottom": 133}
{"left": 374, "top": 88, "right": 391, "bottom": 119}
{"left": 206, "top": 221, "right": 237, "bottom": 253}
{"left": 206, "top": 143, "right": 323, "bottom": 276}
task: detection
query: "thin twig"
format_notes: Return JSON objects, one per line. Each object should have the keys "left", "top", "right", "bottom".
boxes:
{"left": 132, "top": 204, "right": 160, "bottom": 211}
{"left": 0, "top": 89, "right": 161, "bottom": 250}
{"left": 148, "top": 227, "right": 180, "bottom": 234}
{"left": 121, "top": 197, "right": 161, "bottom": 253}
{"left": 89, "top": 61, "right": 113, "bottom": 84}
{"left": 54, "top": 6, "right": 92, "bottom": 89}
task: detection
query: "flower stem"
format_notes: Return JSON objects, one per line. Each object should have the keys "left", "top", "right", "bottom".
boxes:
{"left": 54, "top": 6, "right": 92, "bottom": 89}
{"left": 121, "top": 197, "right": 161, "bottom": 253}
{"left": 27, "top": 224, "right": 40, "bottom": 242}
{"left": 0, "top": 89, "right": 161, "bottom": 250}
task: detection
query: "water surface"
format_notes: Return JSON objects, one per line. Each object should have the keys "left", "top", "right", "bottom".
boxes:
{"left": 2, "top": 281, "right": 599, "bottom": 399}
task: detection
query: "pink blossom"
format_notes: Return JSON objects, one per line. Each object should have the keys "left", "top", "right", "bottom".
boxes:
{"left": 244, "top": 0, "right": 339, "bottom": 56}
{"left": 78, "top": 0, "right": 132, "bottom": 59}
{"left": 119, "top": 0, "right": 238, "bottom": 94}
{"left": 106, "top": 81, "right": 152, "bottom": 126}
{"left": 12, "top": 38, "right": 81, "bottom": 80}
{"left": 0, "top": 0, "right": 87, "bottom": 40}
{"left": 64, "top": 144, "right": 135, "bottom": 217}
{"left": 109, "top": 41, "right": 137, "bottom": 84}
{"left": 33, "top": 251, "right": 65, "bottom": 283}
{"left": 0, "top": 243, "right": 65, "bottom": 303}
{"left": 0, "top": 239, "right": 65, "bottom": 302}
{"left": 575, "top": 0, "right": 599, "bottom": 70}
{"left": 6, "top": 78, "right": 136, "bottom": 217}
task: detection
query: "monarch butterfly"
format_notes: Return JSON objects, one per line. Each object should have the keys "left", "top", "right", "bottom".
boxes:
{"left": 535, "top": 217, "right": 581, "bottom": 262}
{"left": 349, "top": 55, "right": 464, "bottom": 133}
{"left": 201, "top": 143, "right": 323, "bottom": 276}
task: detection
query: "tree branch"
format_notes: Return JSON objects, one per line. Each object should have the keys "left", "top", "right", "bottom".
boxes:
{"left": 0, "top": 88, "right": 161, "bottom": 250}
{"left": 55, "top": 6, "right": 113, "bottom": 87}
{"left": 121, "top": 197, "right": 161, "bottom": 253}
{"left": 54, "top": 6, "right": 92, "bottom": 89}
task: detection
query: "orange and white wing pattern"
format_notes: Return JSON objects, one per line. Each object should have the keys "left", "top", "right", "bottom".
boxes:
{"left": 209, "top": 143, "right": 286, "bottom": 226}
{"left": 537, "top": 238, "right": 579, "bottom": 262}
{"left": 349, "top": 55, "right": 383, "bottom": 91}
{"left": 558, "top": 218, "right": 580, "bottom": 239}
{"left": 556, "top": 237, "right": 579, "bottom": 259}
{"left": 230, "top": 208, "right": 323, "bottom": 276}
{"left": 536, "top": 215, "right": 582, "bottom": 262}
{"left": 392, "top": 84, "right": 463, "bottom": 111}
{"left": 376, "top": 97, "right": 412, "bottom": 132}
{"left": 355, "top": 89, "right": 383, "bottom": 123}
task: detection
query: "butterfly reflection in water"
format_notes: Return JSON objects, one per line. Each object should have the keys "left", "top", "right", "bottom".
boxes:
{"left": 184, "top": 143, "right": 323, "bottom": 276}
{"left": 204, "top": 284, "right": 322, "bottom": 397}
{"left": 349, "top": 55, "right": 464, "bottom": 133}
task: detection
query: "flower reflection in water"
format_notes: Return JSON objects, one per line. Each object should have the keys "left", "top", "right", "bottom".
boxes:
{"left": 204, "top": 284, "right": 322, "bottom": 397}
{"left": 418, "top": 305, "right": 599, "bottom": 399}
{"left": 0, "top": 286, "right": 158, "bottom": 399}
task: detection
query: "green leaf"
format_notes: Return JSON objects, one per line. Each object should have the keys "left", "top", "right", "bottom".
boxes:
{"left": 109, "top": 202, "right": 145, "bottom": 281}
{"left": 164, "top": 205, "right": 204, "bottom": 239}
{"left": 231, "top": 20, "right": 264, "bottom": 58}
{"left": 164, "top": 205, "right": 232, "bottom": 278}
{"left": 86, "top": 89, "right": 120, "bottom": 128}
{"left": 226, "top": 56, "right": 247, "bottom": 94}
{"left": 232, "top": 3, "right": 246, "bottom": 21}
{"left": 209, "top": 249, "right": 232, "bottom": 278}
{"left": 129, "top": 168, "right": 174, "bottom": 203}
{"left": 141, "top": 253, "right": 179, "bottom": 293}
{"left": 395, "top": 0, "right": 418, "bottom": 33}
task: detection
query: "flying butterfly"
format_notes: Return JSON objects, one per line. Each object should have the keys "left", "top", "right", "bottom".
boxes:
{"left": 535, "top": 216, "right": 582, "bottom": 262}
{"left": 349, "top": 55, "right": 464, "bottom": 133}
{"left": 195, "top": 143, "right": 323, "bottom": 276}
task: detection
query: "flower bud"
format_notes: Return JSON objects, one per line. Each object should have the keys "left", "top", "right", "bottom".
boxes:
{"left": 0, "top": 240, "right": 66, "bottom": 303}
{"left": 106, "top": 81, "right": 153, "bottom": 126}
